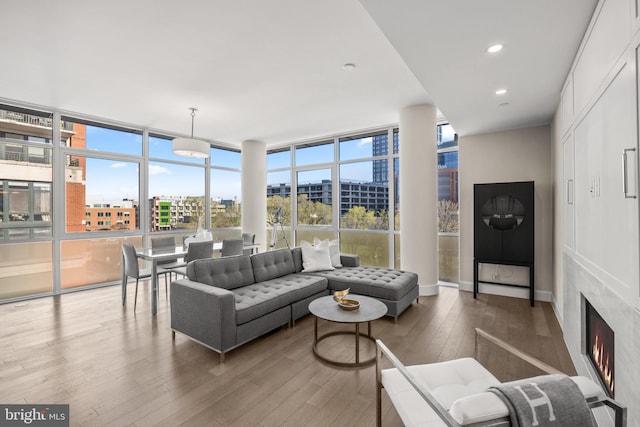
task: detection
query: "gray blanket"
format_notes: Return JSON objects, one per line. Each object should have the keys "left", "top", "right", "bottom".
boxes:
{"left": 487, "top": 374, "right": 596, "bottom": 427}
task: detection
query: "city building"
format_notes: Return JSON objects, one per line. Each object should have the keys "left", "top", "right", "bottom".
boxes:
{"left": 149, "top": 196, "right": 205, "bottom": 231}
{"left": 267, "top": 179, "right": 389, "bottom": 216}
{"left": 0, "top": 110, "right": 84, "bottom": 239}
{"left": 84, "top": 200, "right": 136, "bottom": 232}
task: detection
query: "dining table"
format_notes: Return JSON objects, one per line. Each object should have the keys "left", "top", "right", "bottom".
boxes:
{"left": 122, "top": 241, "right": 260, "bottom": 315}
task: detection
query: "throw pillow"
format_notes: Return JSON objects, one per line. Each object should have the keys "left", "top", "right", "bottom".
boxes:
{"left": 314, "top": 237, "right": 342, "bottom": 268}
{"left": 301, "top": 240, "right": 334, "bottom": 272}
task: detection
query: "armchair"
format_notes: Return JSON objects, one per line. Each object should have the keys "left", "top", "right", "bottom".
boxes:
{"left": 376, "top": 328, "right": 626, "bottom": 426}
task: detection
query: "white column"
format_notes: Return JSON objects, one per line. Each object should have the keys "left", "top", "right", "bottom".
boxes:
{"left": 241, "top": 140, "right": 267, "bottom": 252}
{"left": 399, "top": 104, "right": 438, "bottom": 295}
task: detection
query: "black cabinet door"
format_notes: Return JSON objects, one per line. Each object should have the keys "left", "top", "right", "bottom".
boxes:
{"left": 474, "top": 183, "right": 503, "bottom": 260}
{"left": 474, "top": 181, "right": 534, "bottom": 264}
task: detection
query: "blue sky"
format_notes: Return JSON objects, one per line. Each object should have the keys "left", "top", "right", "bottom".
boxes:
{"left": 84, "top": 125, "right": 453, "bottom": 202}
{"left": 268, "top": 136, "right": 386, "bottom": 184}
{"left": 84, "top": 127, "right": 242, "bottom": 202}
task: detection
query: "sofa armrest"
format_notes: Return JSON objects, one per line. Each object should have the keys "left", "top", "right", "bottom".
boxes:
{"left": 170, "top": 279, "right": 237, "bottom": 352}
{"left": 340, "top": 253, "right": 360, "bottom": 267}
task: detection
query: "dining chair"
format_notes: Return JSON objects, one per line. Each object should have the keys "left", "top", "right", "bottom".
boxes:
{"left": 182, "top": 234, "right": 195, "bottom": 249}
{"left": 151, "top": 236, "right": 186, "bottom": 294}
{"left": 242, "top": 232, "right": 256, "bottom": 255}
{"left": 171, "top": 240, "right": 214, "bottom": 277}
{"left": 221, "top": 237, "right": 244, "bottom": 257}
{"left": 121, "top": 243, "right": 152, "bottom": 311}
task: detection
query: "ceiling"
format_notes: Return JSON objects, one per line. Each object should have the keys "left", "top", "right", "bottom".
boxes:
{"left": 0, "top": 0, "right": 597, "bottom": 148}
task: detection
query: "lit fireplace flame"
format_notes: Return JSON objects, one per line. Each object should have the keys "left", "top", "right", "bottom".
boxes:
{"left": 592, "top": 334, "right": 614, "bottom": 394}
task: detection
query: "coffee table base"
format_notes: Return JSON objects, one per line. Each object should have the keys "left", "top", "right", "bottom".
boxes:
{"left": 313, "top": 318, "right": 376, "bottom": 368}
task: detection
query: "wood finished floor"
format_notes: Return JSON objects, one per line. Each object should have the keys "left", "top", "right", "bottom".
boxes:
{"left": 0, "top": 283, "right": 576, "bottom": 426}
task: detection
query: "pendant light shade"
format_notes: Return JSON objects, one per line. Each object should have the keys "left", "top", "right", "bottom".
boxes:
{"left": 172, "top": 108, "right": 210, "bottom": 158}
{"left": 172, "top": 137, "right": 210, "bottom": 158}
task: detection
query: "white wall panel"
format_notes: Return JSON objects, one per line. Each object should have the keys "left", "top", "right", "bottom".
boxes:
{"left": 561, "top": 79, "right": 574, "bottom": 137}
{"left": 574, "top": 62, "right": 638, "bottom": 294}
{"left": 573, "top": 0, "right": 631, "bottom": 115}
{"left": 562, "top": 134, "right": 575, "bottom": 250}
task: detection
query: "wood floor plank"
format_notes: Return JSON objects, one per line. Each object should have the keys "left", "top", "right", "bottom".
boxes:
{"left": 0, "top": 284, "right": 576, "bottom": 426}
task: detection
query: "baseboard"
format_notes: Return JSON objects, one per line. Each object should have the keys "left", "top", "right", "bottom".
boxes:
{"left": 551, "top": 293, "right": 564, "bottom": 328}
{"left": 459, "top": 281, "right": 551, "bottom": 302}
{"left": 419, "top": 283, "right": 439, "bottom": 296}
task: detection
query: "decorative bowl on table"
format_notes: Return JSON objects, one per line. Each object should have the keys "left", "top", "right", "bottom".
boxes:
{"left": 333, "top": 288, "right": 360, "bottom": 311}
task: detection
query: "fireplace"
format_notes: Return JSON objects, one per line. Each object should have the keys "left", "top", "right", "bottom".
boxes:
{"left": 585, "top": 300, "right": 615, "bottom": 397}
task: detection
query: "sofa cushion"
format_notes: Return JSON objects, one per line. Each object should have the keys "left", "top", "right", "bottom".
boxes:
{"left": 250, "top": 248, "right": 296, "bottom": 282}
{"left": 233, "top": 274, "right": 328, "bottom": 324}
{"left": 312, "top": 266, "right": 418, "bottom": 301}
{"left": 300, "top": 240, "right": 334, "bottom": 272}
{"left": 291, "top": 247, "right": 304, "bottom": 272}
{"left": 187, "top": 255, "right": 255, "bottom": 290}
{"left": 313, "top": 237, "right": 342, "bottom": 267}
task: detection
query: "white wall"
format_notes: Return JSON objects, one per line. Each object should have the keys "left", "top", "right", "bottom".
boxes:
{"left": 551, "top": 110, "right": 564, "bottom": 319}
{"left": 459, "top": 125, "right": 553, "bottom": 300}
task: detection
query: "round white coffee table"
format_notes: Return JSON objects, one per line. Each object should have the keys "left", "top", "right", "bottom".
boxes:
{"left": 308, "top": 294, "right": 387, "bottom": 368}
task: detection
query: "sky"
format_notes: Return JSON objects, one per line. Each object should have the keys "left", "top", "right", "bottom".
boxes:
{"left": 83, "top": 127, "right": 242, "bottom": 202}
{"left": 269, "top": 135, "right": 385, "bottom": 185}
{"left": 84, "top": 124, "right": 455, "bottom": 202}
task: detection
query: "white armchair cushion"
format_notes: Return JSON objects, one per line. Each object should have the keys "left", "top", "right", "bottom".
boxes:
{"left": 570, "top": 375, "right": 604, "bottom": 400}
{"left": 448, "top": 392, "right": 509, "bottom": 425}
{"left": 381, "top": 357, "right": 501, "bottom": 426}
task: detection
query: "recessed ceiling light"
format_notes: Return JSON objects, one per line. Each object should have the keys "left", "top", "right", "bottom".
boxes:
{"left": 342, "top": 63, "right": 356, "bottom": 71}
{"left": 495, "top": 89, "right": 508, "bottom": 95}
{"left": 487, "top": 44, "right": 503, "bottom": 54}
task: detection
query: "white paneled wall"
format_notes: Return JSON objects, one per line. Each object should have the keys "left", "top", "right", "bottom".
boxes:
{"left": 573, "top": 61, "right": 638, "bottom": 298}
{"left": 555, "top": 0, "right": 640, "bottom": 424}
{"left": 572, "top": 0, "right": 631, "bottom": 116}
{"left": 560, "top": 0, "right": 640, "bottom": 309}
{"left": 560, "top": 78, "right": 574, "bottom": 137}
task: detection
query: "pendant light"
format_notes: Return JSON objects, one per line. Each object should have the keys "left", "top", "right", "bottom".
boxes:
{"left": 172, "top": 107, "right": 210, "bottom": 158}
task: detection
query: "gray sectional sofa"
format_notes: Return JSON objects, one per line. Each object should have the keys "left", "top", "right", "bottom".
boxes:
{"left": 170, "top": 247, "right": 418, "bottom": 362}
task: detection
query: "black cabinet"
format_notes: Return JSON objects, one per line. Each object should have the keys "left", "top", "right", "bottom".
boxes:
{"left": 473, "top": 181, "right": 535, "bottom": 305}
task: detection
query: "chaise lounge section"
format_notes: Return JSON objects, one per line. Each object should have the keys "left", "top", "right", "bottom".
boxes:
{"left": 170, "top": 247, "right": 418, "bottom": 362}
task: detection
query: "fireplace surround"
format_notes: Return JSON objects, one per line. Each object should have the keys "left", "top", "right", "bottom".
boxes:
{"left": 563, "top": 255, "right": 638, "bottom": 425}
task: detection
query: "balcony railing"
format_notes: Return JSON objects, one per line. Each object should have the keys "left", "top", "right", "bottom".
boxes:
{"left": 0, "top": 148, "right": 51, "bottom": 165}
{"left": 0, "top": 110, "right": 74, "bottom": 131}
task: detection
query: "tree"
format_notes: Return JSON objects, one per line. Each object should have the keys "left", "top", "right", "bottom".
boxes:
{"left": 296, "top": 194, "right": 331, "bottom": 225}
{"left": 438, "top": 199, "right": 459, "bottom": 232}
{"left": 340, "top": 206, "right": 388, "bottom": 230}
{"left": 267, "top": 195, "right": 291, "bottom": 226}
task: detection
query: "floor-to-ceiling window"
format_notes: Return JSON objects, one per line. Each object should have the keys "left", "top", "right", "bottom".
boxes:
{"left": 267, "top": 128, "right": 399, "bottom": 267}
{"left": 0, "top": 105, "right": 54, "bottom": 299}
{"left": 60, "top": 118, "right": 144, "bottom": 289}
{"left": 338, "top": 130, "right": 392, "bottom": 267}
{"left": 149, "top": 134, "right": 205, "bottom": 236}
{"left": 210, "top": 147, "right": 242, "bottom": 240}
{"left": 266, "top": 148, "right": 292, "bottom": 249}
{"left": 0, "top": 101, "right": 241, "bottom": 302}
{"left": 437, "top": 123, "right": 459, "bottom": 284}
{"left": 294, "top": 141, "right": 335, "bottom": 244}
